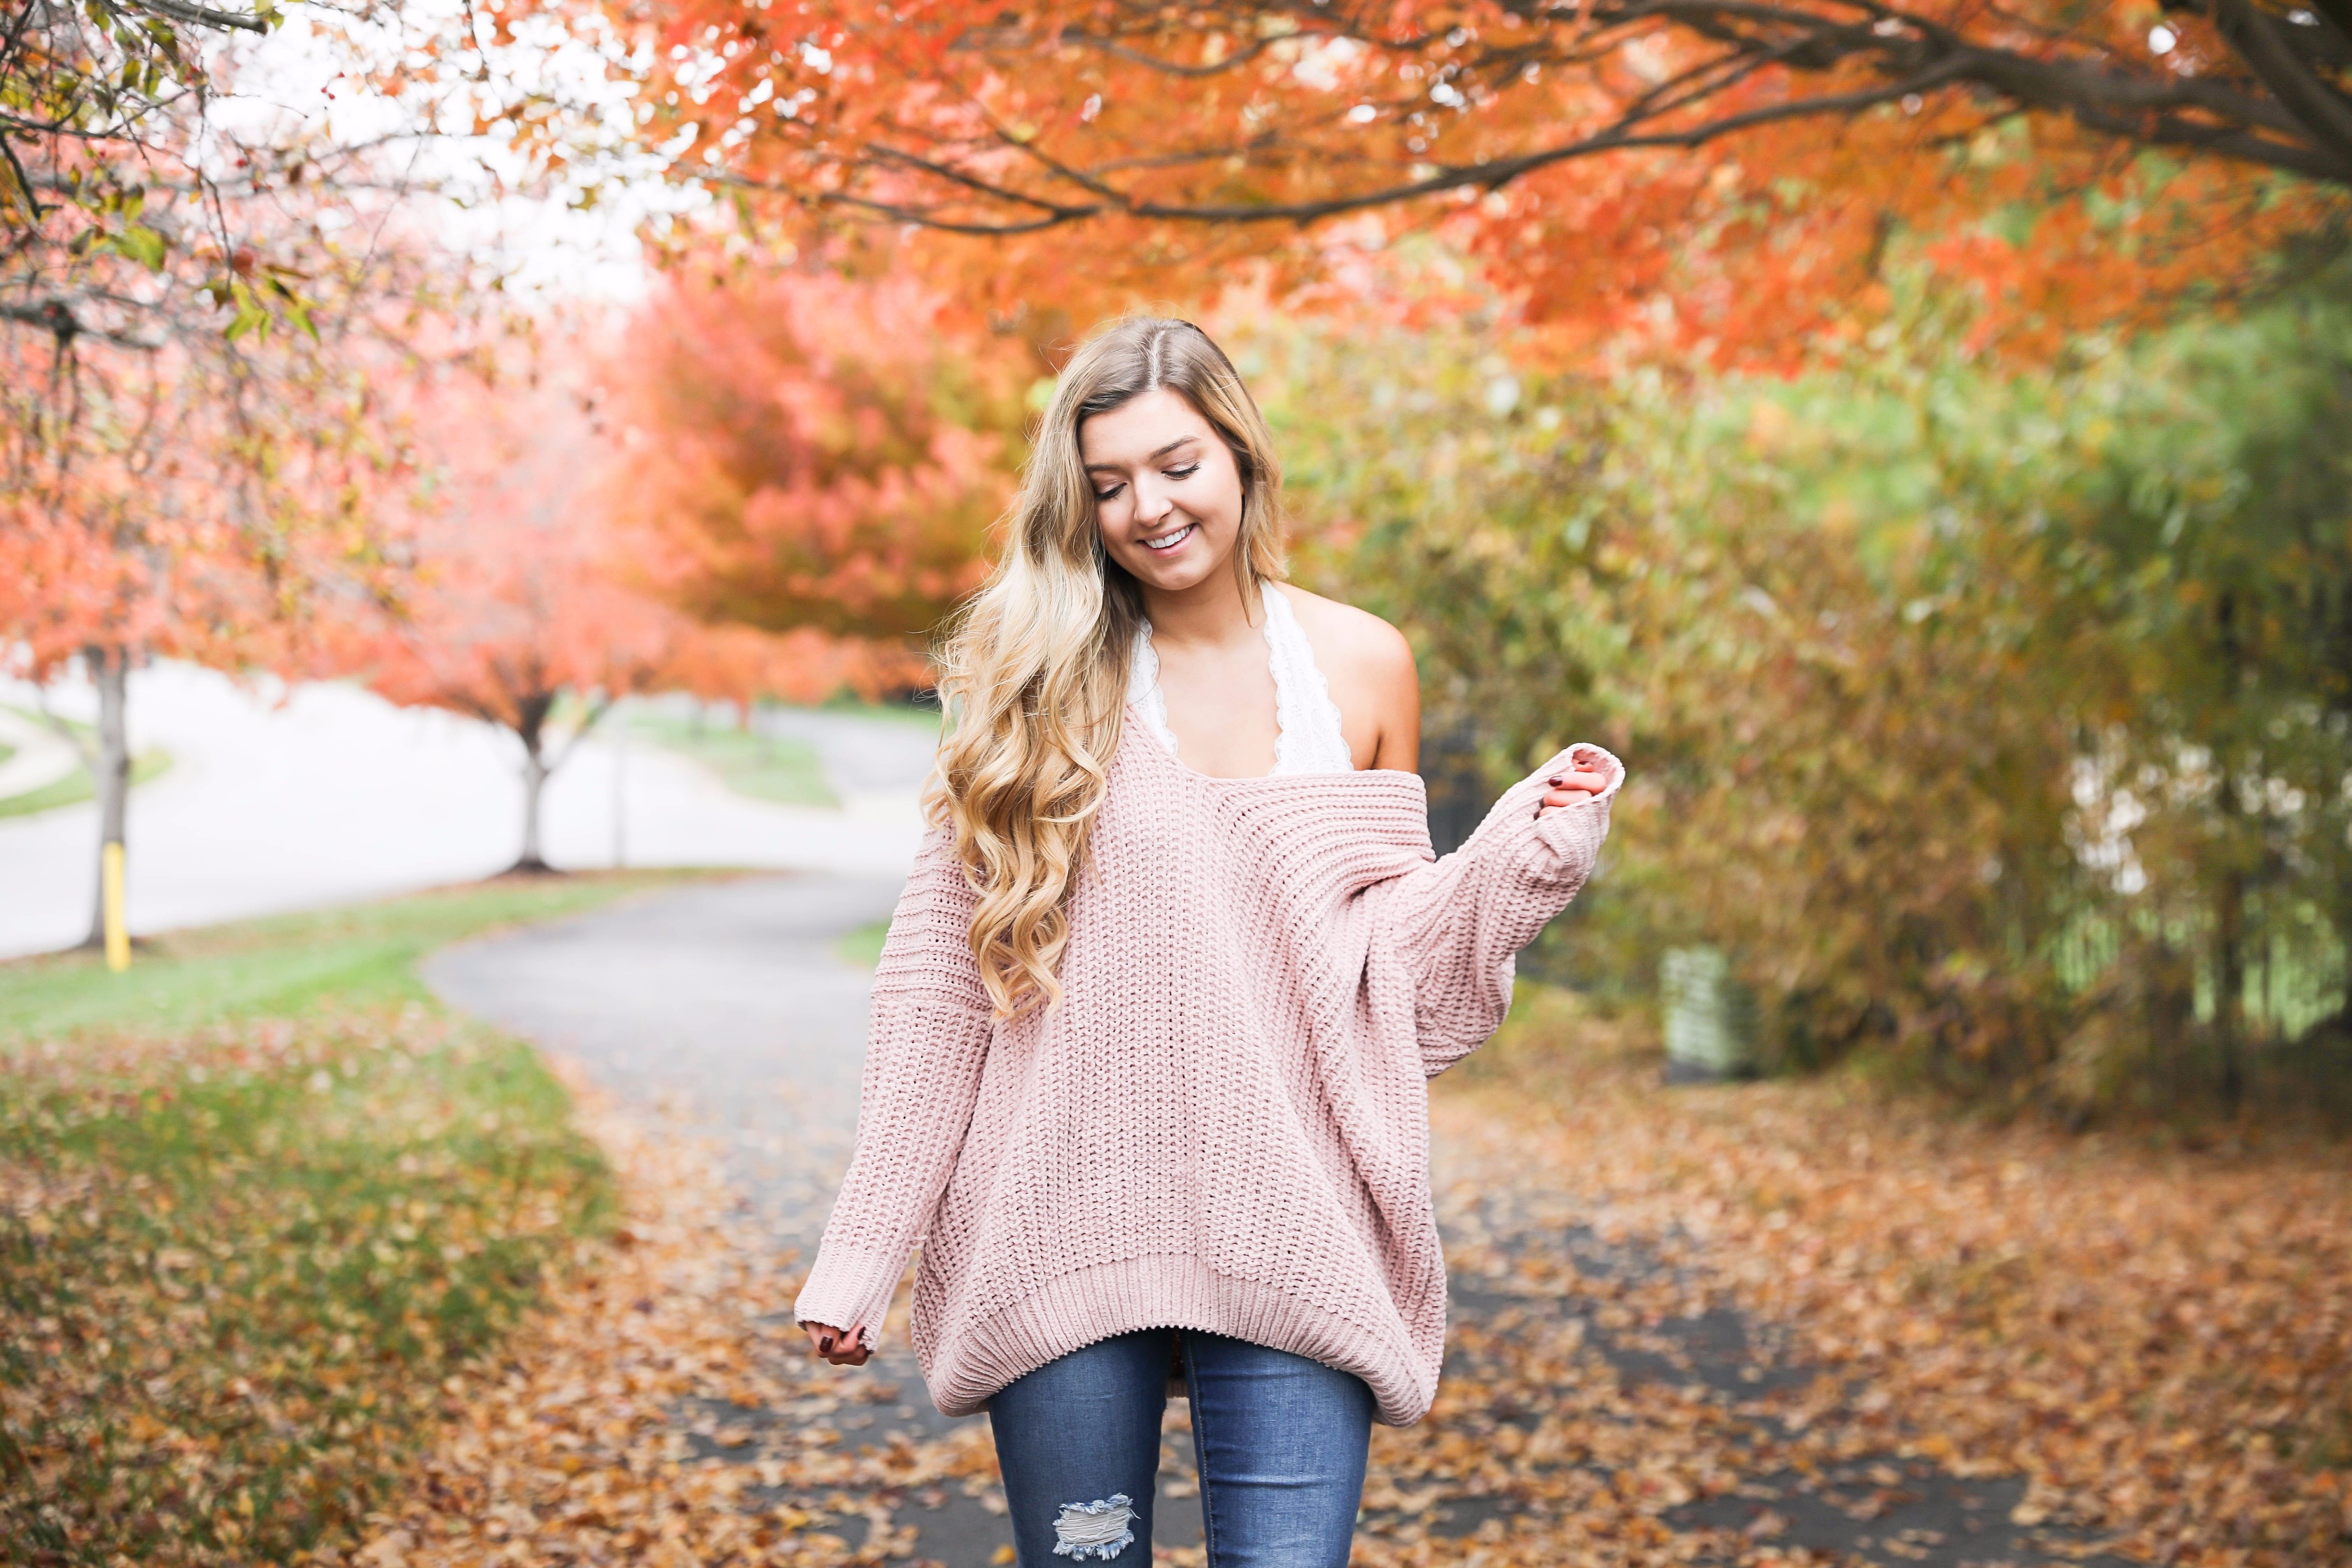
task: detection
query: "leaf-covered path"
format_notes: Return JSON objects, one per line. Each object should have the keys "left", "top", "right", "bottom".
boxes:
{"left": 400, "top": 880, "right": 2324, "bottom": 1568}
{"left": 421, "top": 875, "right": 1049, "bottom": 1565}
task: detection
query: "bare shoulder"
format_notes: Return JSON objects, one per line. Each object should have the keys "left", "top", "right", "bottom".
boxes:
{"left": 1275, "top": 583, "right": 1417, "bottom": 696}
{"left": 1274, "top": 582, "right": 1420, "bottom": 769}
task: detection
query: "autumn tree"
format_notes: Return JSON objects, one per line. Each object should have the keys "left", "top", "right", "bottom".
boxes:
{"left": 364, "top": 357, "right": 689, "bottom": 872}
{"left": 0, "top": 258, "right": 416, "bottom": 947}
{"left": 1263, "top": 275, "right": 2352, "bottom": 1114}
{"left": 602, "top": 269, "right": 1025, "bottom": 648}
{"left": 657, "top": 622, "right": 933, "bottom": 720}
{"left": 600, "top": 0, "right": 2350, "bottom": 362}
{"left": 3, "top": 0, "right": 648, "bottom": 940}
{"left": 4, "top": 0, "right": 487, "bottom": 951}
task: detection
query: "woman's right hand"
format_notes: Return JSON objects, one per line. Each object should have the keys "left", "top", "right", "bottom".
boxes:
{"left": 804, "top": 1322, "right": 871, "bottom": 1366}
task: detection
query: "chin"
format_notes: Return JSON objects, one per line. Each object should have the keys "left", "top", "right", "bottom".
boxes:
{"left": 1131, "top": 554, "right": 1220, "bottom": 592}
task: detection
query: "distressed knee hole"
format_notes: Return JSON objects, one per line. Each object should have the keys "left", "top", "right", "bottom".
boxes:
{"left": 1050, "top": 1493, "right": 1135, "bottom": 1560}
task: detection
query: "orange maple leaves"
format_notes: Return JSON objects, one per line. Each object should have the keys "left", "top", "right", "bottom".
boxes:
{"left": 589, "top": 0, "right": 2346, "bottom": 365}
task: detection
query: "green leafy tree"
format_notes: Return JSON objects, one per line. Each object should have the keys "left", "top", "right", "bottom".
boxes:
{"left": 1263, "top": 275, "right": 2352, "bottom": 1118}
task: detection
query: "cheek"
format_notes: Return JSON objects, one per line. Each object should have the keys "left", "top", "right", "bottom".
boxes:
{"left": 1210, "top": 456, "right": 1247, "bottom": 522}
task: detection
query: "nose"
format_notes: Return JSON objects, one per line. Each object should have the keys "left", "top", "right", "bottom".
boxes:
{"left": 1130, "top": 474, "right": 1175, "bottom": 529}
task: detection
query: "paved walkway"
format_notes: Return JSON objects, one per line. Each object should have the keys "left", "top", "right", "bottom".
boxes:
{"left": 424, "top": 873, "right": 2134, "bottom": 1568}
{"left": 425, "top": 874, "right": 1194, "bottom": 1566}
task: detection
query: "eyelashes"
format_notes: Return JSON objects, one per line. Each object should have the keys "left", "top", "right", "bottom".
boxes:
{"left": 1093, "top": 464, "right": 1201, "bottom": 504}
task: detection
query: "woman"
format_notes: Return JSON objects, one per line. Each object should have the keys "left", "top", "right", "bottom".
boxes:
{"left": 797, "top": 316, "right": 1620, "bottom": 1567}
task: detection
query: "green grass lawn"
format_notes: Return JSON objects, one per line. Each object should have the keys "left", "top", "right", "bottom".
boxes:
{"left": 836, "top": 916, "right": 892, "bottom": 969}
{"left": 0, "top": 706, "right": 173, "bottom": 818}
{"left": 0, "top": 872, "right": 691, "bottom": 1566}
{"left": 0, "top": 873, "right": 692, "bottom": 1042}
{"left": 624, "top": 712, "right": 840, "bottom": 808}
{"left": 0, "top": 749, "right": 172, "bottom": 819}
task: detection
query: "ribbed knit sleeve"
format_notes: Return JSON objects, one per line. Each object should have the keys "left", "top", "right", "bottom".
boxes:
{"left": 1380, "top": 743, "right": 1624, "bottom": 1077}
{"left": 793, "top": 824, "right": 995, "bottom": 1344}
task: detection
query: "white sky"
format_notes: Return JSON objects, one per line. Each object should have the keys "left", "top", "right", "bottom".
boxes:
{"left": 209, "top": 0, "right": 705, "bottom": 307}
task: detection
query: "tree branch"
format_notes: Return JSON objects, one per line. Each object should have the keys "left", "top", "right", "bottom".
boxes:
{"left": 0, "top": 298, "right": 164, "bottom": 348}
{"left": 120, "top": 0, "right": 271, "bottom": 32}
{"left": 2208, "top": 0, "right": 2352, "bottom": 171}
{"left": 546, "top": 694, "right": 616, "bottom": 776}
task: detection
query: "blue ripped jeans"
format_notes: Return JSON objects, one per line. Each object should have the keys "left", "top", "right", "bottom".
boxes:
{"left": 987, "top": 1328, "right": 1374, "bottom": 1566}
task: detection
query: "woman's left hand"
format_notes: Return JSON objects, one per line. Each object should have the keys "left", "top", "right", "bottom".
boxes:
{"left": 1538, "top": 748, "right": 1614, "bottom": 813}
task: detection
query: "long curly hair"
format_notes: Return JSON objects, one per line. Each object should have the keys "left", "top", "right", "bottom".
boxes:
{"left": 931, "top": 316, "right": 1286, "bottom": 1017}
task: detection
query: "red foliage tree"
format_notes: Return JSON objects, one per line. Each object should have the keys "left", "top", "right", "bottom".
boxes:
{"left": 0, "top": 310, "right": 407, "bottom": 946}
{"left": 601, "top": 270, "right": 1025, "bottom": 645}
{"left": 365, "top": 358, "right": 688, "bottom": 872}
{"left": 603, "top": 0, "right": 2350, "bottom": 364}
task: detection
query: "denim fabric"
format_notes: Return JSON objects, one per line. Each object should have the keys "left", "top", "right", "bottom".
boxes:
{"left": 988, "top": 1328, "right": 1373, "bottom": 1567}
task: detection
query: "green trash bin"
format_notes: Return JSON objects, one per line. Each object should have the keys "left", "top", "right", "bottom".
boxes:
{"left": 1660, "top": 944, "right": 1757, "bottom": 1083}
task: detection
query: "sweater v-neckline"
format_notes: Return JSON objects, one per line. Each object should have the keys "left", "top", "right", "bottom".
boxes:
{"left": 1121, "top": 699, "right": 1425, "bottom": 793}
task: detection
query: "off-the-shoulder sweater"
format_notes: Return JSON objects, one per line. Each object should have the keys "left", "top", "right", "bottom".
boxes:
{"left": 792, "top": 712, "right": 1623, "bottom": 1426}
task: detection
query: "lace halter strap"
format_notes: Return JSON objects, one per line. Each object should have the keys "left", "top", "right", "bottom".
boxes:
{"left": 1127, "top": 584, "right": 1355, "bottom": 776}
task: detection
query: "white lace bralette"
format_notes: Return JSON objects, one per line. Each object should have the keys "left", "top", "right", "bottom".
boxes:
{"left": 1126, "top": 584, "right": 1356, "bottom": 776}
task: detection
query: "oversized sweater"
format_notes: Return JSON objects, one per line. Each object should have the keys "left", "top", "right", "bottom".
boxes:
{"left": 792, "top": 712, "right": 1624, "bottom": 1426}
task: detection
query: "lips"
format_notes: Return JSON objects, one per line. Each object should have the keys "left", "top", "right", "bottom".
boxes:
{"left": 1140, "top": 522, "right": 1197, "bottom": 552}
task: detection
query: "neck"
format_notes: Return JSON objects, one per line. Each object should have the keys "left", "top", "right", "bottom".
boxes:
{"left": 1139, "top": 559, "right": 1263, "bottom": 650}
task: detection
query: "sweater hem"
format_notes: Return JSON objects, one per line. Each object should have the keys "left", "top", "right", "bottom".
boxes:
{"left": 918, "top": 1254, "right": 1438, "bottom": 1428}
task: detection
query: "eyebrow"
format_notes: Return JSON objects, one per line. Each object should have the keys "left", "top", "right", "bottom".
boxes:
{"left": 1084, "top": 435, "right": 1200, "bottom": 472}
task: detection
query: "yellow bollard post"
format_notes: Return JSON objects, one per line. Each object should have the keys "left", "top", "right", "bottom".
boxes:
{"left": 102, "top": 841, "right": 129, "bottom": 972}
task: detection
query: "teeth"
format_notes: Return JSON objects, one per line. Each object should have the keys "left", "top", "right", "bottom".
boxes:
{"left": 1142, "top": 524, "right": 1195, "bottom": 552}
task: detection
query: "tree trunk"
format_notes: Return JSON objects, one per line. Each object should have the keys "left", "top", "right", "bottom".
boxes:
{"left": 510, "top": 692, "right": 557, "bottom": 874}
{"left": 2215, "top": 864, "right": 2247, "bottom": 1114}
{"left": 2208, "top": 587, "right": 2248, "bottom": 1116}
{"left": 82, "top": 644, "right": 132, "bottom": 950}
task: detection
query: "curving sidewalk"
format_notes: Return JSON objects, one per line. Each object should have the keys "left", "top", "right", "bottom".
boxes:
{"left": 0, "top": 706, "right": 85, "bottom": 804}
{"left": 0, "top": 664, "right": 933, "bottom": 960}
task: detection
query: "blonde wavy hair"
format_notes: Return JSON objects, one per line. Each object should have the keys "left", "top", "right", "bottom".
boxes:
{"left": 932, "top": 316, "right": 1287, "bottom": 1017}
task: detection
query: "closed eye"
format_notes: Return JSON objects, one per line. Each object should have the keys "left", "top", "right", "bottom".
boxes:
{"left": 1093, "top": 482, "right": 1126, "bottom": 502}
{"left": 1166, "top": 463, "right": 1199, "bottom": 481}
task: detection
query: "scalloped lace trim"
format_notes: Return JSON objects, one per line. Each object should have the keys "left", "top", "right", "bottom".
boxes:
{"left": 1127, "top": 584, "right": 1354, "bottom": 776}
{"left": 1127, "top": 620, "right": 1183, "bottom": 757}
{"left": 1261, "top": 584, "right": 1355, "bottom": 775}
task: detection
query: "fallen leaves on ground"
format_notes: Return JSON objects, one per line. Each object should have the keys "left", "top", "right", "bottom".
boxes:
{"left": 1352, "top": 988, "right": 2352, "bottom": 1568}
{"left": 353, "top": 1065, "right": 1000, "bottom": 1568}
{"left": 361, "top": 992, "right": 2350, "bottom": 1568}
{"left": 0, "top": 1009, "right": 608, "bottom": 1566}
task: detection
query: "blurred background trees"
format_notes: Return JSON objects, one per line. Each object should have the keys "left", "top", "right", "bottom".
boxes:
{"left": 601, "top": 269, "right": 1023, "bottom": 643}
{"left": 9, "top": 0, "right": 2350, "bottom": 1119}
{"left": 359, "top": 354, "right": 680, "bottom": 872}
{"left": 613, "top": 0, "right": 2349, "bottom": 361}
{"left": 1259, "top": 268, "right": 2352, "bottom": 1121}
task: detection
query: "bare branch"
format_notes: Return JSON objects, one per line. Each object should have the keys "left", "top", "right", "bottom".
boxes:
{"left": 121, "top": 0, "right": 270, "bottom": 33}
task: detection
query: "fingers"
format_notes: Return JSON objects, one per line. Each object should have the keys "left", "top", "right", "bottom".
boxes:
{"left": 805, "top": 1323, "right": 870, "bottom": 1366}
{"left": 1538, "top": 769, "right": 1611, "bottom": 812}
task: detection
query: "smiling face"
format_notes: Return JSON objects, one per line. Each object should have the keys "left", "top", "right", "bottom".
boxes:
{"left": 1079, "top": 386, "right": 1247, "bottom": 594}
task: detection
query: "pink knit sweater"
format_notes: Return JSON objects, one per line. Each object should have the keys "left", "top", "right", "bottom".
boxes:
{"left": 794, "top": 713, "right": 1623, "bottom": 1426}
